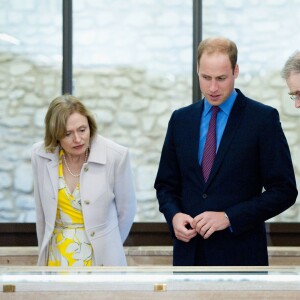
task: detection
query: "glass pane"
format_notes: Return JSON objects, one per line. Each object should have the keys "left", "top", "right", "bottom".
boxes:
{"left": 202, "top": 0, "right": 300, "bottom": 222}
{"left": 0, "top": 0, "right": 62, "bottom": 222}
{"left": 73, "top": 0, "right": 193, "bottom": 221}
{"left": 1, "top": 266, "right": 300, "bottom": 294}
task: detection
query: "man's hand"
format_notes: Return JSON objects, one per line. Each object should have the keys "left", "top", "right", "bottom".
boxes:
{"left": 172, "top": 213, "right": 197, "bottom": 242}
{"left": 192, "top": 211, "right": 230, "bottom": 239}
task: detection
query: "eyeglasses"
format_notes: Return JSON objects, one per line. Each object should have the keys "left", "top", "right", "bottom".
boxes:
{"left": 289, "top": 92, "right": 300, "bottom": 101}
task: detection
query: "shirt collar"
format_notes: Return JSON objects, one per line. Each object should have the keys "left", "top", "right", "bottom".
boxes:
{"left": 203, "top": 89, "right": 238, "bottom": 116}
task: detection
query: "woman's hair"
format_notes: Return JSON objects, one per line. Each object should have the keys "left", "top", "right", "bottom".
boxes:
{"left": 197, "top": 37, "right": 238, "bottom": 73}
{"left": 281, "top": 50, "right": 300, "bottom": 79}
{"left": 44, "top": 94, "right": 98, "bottom": 152}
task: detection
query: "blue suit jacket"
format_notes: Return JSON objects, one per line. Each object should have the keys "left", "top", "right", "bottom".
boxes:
{"left": 154, "top": 89, "right": 298, "bottom": 266}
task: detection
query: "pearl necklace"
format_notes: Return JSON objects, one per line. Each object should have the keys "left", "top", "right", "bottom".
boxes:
{"left": 63, "top": 149, "right": 88, "bottom": 177}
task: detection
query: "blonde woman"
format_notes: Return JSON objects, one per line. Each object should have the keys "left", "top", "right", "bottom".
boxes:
{"left": 31, "top": 95, "right": 136, "bottom": 266}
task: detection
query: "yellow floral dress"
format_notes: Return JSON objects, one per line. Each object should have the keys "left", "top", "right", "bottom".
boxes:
{"left": 47, "top": 149, "right": 95, "bottom": 266}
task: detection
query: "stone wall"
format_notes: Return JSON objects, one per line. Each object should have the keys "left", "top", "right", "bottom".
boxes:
{"left": 0, "top": 52, "right": 299, "bottom": 223}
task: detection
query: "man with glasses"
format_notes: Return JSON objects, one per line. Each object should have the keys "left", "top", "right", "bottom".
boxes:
{"left": 281, "top": 51, "right": 300, "bottom": 108}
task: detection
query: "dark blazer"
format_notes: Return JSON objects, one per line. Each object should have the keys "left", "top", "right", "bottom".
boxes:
{"left": 154, "top": 89, "right": 298, "bottom": 266}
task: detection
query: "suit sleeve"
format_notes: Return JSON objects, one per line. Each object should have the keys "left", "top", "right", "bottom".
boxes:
{"left": 226, "top": 108, "right": 298, "bottom": 235}
{"left": 114, "top": 148, "right": 136, "bottom": 243}
{"left": 154, "top": 112, "right": 183, "bottom": 234}
{"left": 31, "top": 146, "right": 45, "bottom": 251}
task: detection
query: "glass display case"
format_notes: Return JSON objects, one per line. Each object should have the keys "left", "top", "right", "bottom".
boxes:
{"left": 1, "top": 266, "right": 300, "bottom": 299}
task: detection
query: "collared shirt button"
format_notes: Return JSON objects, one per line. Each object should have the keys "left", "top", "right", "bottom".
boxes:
{"left": 202, "top": 194, "right": 208, "bottom": 199}
{"left": 84, "top": 165, "right": 89, "bottom": 172}
{"left": 84, "top": 200, "right": 90, "bottom": 205}
{"left": 90, "top": 231, "right": 95, "bottom": 237}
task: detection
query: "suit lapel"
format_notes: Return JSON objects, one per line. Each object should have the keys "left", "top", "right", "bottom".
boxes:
{"left": 205, "top": 92, "right": 247, "bottom": 186}
{"left": 188, "top": 101, "right": 205, "bottom": 183}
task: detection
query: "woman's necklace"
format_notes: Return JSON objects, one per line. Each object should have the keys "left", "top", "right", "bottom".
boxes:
{"left": 63, "top": 149, "right": 88, "bottom": 177}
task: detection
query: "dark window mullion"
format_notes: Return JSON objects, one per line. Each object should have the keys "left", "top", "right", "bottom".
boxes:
{"left": 193, "top": 0, "right": 202, "bottom": 103}
{"left": 62, "top": 0, "right": 73, "bottom": 94}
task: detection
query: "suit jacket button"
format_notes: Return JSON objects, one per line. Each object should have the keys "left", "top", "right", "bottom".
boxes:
{"left": 84, "top": 200, "right": 90, "bottom": 205}
{"left": 90, "top": 231, "right": 95, "bottom": 237}
{"left": 202, "top": 194, "right": 207, "bottom": 199}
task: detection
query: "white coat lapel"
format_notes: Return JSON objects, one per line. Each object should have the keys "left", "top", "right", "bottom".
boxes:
{"left": 46, "top": 159, "right": 59, "bottom": 200}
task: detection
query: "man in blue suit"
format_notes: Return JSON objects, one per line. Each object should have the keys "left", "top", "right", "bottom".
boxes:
{"left": 154, "top": 37, "right": 298, "bottom": 266}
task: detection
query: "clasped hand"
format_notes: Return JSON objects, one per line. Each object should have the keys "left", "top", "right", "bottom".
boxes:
{"left": 172, "top": 212, "right": 230, "bottom": 242}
